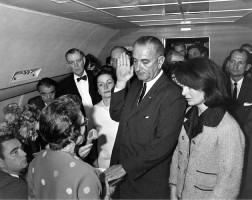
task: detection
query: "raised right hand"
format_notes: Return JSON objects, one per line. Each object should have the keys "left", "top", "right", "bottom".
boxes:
{"left": 116, "top": 52, "right": 134, "bottom": 89}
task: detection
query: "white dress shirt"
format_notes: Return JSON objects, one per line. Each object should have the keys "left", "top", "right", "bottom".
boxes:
{"left": 74, "top": 71, "right": 93, "bottom": 117}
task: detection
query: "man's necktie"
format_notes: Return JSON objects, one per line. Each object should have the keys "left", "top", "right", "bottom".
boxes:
{"left": 77, "top": 75, "right": 87, "bottom": 82}
{"left": 233, "top": 82, "right": 237, "bottom": 100}
{"left": 138, "top": 83, "right": 147, "bottom": 104}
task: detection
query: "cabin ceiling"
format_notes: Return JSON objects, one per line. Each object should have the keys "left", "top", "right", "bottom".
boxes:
{"left": 0, "top": 0, "right": 251, "bottom": 29}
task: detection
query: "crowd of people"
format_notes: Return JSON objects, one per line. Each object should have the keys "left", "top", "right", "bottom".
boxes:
{"left": 0, "top": 36, "right": 252, "bottom": 199}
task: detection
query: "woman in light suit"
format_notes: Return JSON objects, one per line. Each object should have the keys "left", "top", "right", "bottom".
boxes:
{"left": 169, "top": 58, "right": 245, "bottom": 199}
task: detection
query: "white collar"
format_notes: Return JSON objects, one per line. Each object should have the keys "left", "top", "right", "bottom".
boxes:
{"left": 144, "top": 70, "right": 163, "bottom": 91}
{"left": 230, "top": 77, "right": 244, "bottom": 84}
{"left": 74, "top": 70, "right": 87, "bottom": 81}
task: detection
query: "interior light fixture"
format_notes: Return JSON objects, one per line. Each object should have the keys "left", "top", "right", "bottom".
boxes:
{"left": 139, "top": 20, "right": 234, "bottom": 26}
{"left": 51, "top": 0, "right": 70, "bottom": 4}
{"left": 182, "top": 0, "right": 235, "bottom": 4}
{"left": 181, "top": 27, "right": 191, "bottom": 31}
{"left": 97, "top": 2, "right": 178, "bottom": 10}
{"left": 181, "top": 21, "right": 191, "bottom": 24}
{"left": 131, "top": 16, "right": 240, "bottom": 23}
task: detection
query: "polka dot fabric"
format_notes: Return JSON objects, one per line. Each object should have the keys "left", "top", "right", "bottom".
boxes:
{"left": 27, "top": 149, "right": 102, "bottom": 199}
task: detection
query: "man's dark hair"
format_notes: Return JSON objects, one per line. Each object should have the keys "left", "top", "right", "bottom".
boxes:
{"left": 37, "top": 77, "right": 57, "bottom": 92}
{"left": 39, "top": 94, "right": 83, "bottom": 150}
{"left": 95, "top": 66, "right": 116, "bottom": 85}
{"left": 173, "top": 57, "right": 228, "bottom": 107}
{"left": 133, "top": 36, "right": 164, "bottom": 57}
{"left": 65, "top": 48, "right": 85, "bottom": 60}
{"left": 240, "top": 43, "right": 252, "bottom": 50}
{"left": 0, "top": 134, "right": 16, "bottom": 159}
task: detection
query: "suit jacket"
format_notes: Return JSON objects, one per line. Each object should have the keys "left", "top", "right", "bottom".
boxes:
{"left": 28, "top": 96, "right": 45, "bottom": 111}
{"left": 226, "top": 76, "right": 252, "bottom": 199}
{"left": 57, "top": 70, "right": 101, "bottom": 106}
{"left": 110, "top": 73, "right": 186, "bottom": 199}
{"left": 169, "top": 112, "right": 244, "bottom": 199}
{"left": 0, "top": 170, "right": 28, "bottom": 199}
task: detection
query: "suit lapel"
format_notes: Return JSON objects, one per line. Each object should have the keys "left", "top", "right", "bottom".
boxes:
{"left": 238, "top": 76, "right": 250, "bottom": 102}
{"left": 128, "top": 73, "right": 166, "bottom": 119}
{"left": 69, "top": 75, "right": 81, "bottom": 98}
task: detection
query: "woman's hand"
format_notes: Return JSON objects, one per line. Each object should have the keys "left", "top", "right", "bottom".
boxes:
{"left": 116, "top": 52, "right": 134, "bottom": 89}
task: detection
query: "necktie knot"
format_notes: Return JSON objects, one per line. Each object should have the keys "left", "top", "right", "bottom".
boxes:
{"left": 77, "top": 75, "right": 87, "bottom": 82}
{"left": 138, "top": 83, "right": 147, "bottom": 105}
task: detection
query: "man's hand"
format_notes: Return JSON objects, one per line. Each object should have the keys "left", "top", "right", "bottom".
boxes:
{"left": 116, "top": 52, "right": 134, "bottom": 89}
{"left": 104, "top": 164, "right": 126, "bottom": 182}
{"left": 78, "top": 143, "right": 93, "bottom": 158}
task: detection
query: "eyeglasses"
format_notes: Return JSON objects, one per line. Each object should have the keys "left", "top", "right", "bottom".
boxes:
{"left": 40, "top": 91, "right": 55, "bottom": 98}
{"left": 80, "top": 117, "right": 88, "bottom": 126}
{"left": 229, "top": 59, "right": 246, "bottom": 67}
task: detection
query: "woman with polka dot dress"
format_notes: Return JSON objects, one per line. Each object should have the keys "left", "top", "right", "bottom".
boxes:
{"left": 27, "top": 95, "right": 111, "bottom": 199}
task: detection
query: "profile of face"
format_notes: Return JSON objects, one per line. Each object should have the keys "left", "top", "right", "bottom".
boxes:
{"left": 0, "top": 139, "right": 27, "bottom": 175}
{"left": 97, "top": 74, "right": 115, "bottom": 99}
{"left": 110, "top": 48, "right": 126, "bottom": 69}
{"left": 227, "top": 51, "right": 251, "bottom": 81}
{"left": 66, "top": 52, "right": 86, "bottom": 76}
{"left": 39, "top": 85, "right": 56, "bottom": 105}
{"left": 133, "top": 44, "right": 164, "bottom": 82}
{"left": 181, "top": 85, "right": 205, "bottom": 107}
{"left": 188, "top": 48, "right": 202, "bottom": 60}
{"left": 174, "top": 45, "right": 186, "bottom": 57}
{"left": 75, "top": 111, "right": 86, "bottom": 146}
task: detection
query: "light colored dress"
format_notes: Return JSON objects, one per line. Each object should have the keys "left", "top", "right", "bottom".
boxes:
{"left": 92, "top": 100, "right": 119, "bottom": 169}
{"left": 27, "top": 149, "right": 102, "bottom": 199}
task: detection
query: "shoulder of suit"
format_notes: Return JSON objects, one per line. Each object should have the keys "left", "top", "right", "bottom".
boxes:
{"left": 28, "top": 96, "right": 41, "bottom": 103}
{"left": 0, "top": 170, "right": 25, "bottom": 187}
{"left": 59, "top": 74, "right": 74, "bottom": 83}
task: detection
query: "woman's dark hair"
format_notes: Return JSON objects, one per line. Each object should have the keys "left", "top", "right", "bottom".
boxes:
{"left": 39, "top": 94, "right": 83, "bottom": 150}
{"left": 95, "top": 65, "right": 117, "bottom": 85}
{"left": 173, "top": 57, "right": 228, "bottom": 107}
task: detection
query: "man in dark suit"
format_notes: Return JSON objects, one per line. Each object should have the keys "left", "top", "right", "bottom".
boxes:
{"left": 28, "top": 77, "right": 57, "bottom": 110}
{"left": 57, "top": 48, "right": 101, "bottom": 118}
{"left": 226, "top": 48, "right": 252, "bottom": 199}
{"left": 104, "top": 36, "right": 186, "bottom": 199}
{"left": 0, "top": 134, "right": 28, "bottom": 199}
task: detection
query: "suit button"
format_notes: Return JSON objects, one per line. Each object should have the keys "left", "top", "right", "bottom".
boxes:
{"left": 179, "top": 151, "right": 182, "bottom": 155}
{"left": 192, "top": 140, "right": 195, "bottom": 144}
{"left": 182, "top": 136, "right": 184, "bottom": 140}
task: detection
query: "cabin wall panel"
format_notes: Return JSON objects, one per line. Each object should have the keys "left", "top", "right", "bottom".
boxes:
{"left": 0, "top": 5, "right": 117, "bottom": 101}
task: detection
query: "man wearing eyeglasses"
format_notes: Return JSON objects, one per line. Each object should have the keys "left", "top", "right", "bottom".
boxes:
{"left": 226, "top": 48, "right": 252, "bottom": 199}
{"left": 28, "top": 77, "right": 57, "bottom": 111}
